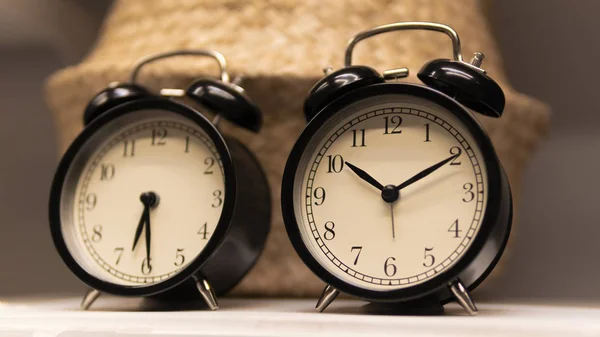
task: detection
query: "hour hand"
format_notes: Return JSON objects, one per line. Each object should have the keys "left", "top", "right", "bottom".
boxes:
{"left": 132, "top": 191, "right": 158, "bottom": 252}
{"left": 131, "top": 208, "right": 146, "bottom": 251}
{"left": 345, "top": 161, "right": 384, "bottom": 191}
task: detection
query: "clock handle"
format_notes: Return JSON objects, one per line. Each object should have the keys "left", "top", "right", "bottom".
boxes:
{"left": 130, "top": 49, "right": 230, "bottom": 84}
{"left": 344, "top": 21, "right": 464, "bottom": 66}
{"left": 133, "top": 49, "right": 263, "bottom": 133}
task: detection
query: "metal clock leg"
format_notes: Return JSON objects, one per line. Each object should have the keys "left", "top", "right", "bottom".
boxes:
{"left": 80, "top": 288, "right": 101, "bottom": 310}
{"left": 194, "top": 276, "right": 219, "bottom": 311}
{"left": 315, "top": 285, "right": 340, "bottom": 312}
{"left": 449, "top": 279, "right": 478, "bottom": 315}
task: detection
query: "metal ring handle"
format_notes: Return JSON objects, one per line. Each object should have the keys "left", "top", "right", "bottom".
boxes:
{"left": 345, "top": 22, "right": 463, "bottom": 67}
{"left": 130, "top": 49, "right": 230, "bottom": 84}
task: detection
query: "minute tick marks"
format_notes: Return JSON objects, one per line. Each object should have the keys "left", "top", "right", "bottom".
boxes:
{"left": 301, "top": 101, "right": 486, "bottom": 291}
{"left": 76, "top": 120, "right": 225, "bottom": 285}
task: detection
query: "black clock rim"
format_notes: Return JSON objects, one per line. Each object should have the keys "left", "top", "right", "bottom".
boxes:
{"left": 282, "top": 82, "right": 506, "bottom": 302}
{"left": 49, "top": 97, "right": 237, "bottom": 297}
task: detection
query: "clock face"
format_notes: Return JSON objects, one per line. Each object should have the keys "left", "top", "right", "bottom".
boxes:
{"left": 59, "top": 109, "right": 226, "bottom": 286}
{"left": 293, "top": 94, "right": 488, "bottom": 292}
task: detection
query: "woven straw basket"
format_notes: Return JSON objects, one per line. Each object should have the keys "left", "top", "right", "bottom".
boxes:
{"left": 45, "top": 0, "right": 550, "bottom": 298}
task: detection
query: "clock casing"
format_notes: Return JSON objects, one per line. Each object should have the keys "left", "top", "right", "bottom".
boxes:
{"left": 282, "top": 83, "right": 512, "bottom": 304}
{"left": 50, "top": 98, "right": 270, "bottom": 299}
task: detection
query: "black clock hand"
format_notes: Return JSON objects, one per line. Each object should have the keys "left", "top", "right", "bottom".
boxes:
{"left": 133, "top": 192, "right": 158, "bottom": 258}
{"left": 395, "top": 153, "right": 460, "bottom": 192}
{"left": 131, "top": 206, "right": 147, "bottom": 251}
{"left": 144, "top": 205, "right": 151, "bottom": 264}
{"left": 345, "top": 161, "right": 384, "bottom": 191}
{"left": 390, "top": 203, "right": 396, "bottom": 239}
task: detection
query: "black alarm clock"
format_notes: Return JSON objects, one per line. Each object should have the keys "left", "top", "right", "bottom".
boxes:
{"left": 282, "top": 22, "right": 512, "bottom": 315}
{"left": 49, "top": 50, "right": 270, "bottom": 310}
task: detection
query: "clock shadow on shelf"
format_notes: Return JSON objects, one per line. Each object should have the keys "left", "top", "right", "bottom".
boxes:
{"left": 86, "top": 297, "right": 213, "bottom": 312}
{"left": 314, "top": 297, "right": 512, "bottom": 316}
{"left": 318, "top": 301, "right": 445, "bottom": 316}
{"left": 321, "top": 303, "right": 507, "bottom": 316}
{"left": 67, "top": 296, "right": 512, "bottom": 315}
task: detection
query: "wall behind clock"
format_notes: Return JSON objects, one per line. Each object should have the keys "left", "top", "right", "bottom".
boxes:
{"left": 482, "top": 0, "right": 600, "bottom": 302}
{"left": 0, "top": 0, "right": 111, "bottom": 296}
{"left": 0, "top": 0, "right": 597, "bottom": 302}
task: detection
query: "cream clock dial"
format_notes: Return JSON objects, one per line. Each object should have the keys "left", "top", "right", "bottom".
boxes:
{"left": 69, "top": 118, "right": 224, "bottom": 285}
{"left": 296, "top": 95, "right": 487, "bottom": 291}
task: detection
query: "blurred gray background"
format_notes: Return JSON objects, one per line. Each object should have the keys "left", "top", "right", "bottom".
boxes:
{"left": 0, "top": 0, "right": 597, "bottom": 301}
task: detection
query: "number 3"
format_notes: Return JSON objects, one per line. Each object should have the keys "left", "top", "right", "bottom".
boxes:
{"left": 463, "top": 183, "right": 474, "bottom": 202}
{"left": 212, "top": 190, "right": 223, "bottom": 208}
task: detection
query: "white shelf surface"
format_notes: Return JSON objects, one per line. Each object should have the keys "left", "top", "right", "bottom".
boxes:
{"left": 1, "top": 297, "right": 599, "bottom": 336}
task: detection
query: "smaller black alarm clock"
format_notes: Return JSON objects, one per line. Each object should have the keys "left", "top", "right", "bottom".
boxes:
{"left": 282, "top": 22, "right": 512, "bottom": 315}
{"left": 49, "top": 50, "right": 270, "bottom": 310}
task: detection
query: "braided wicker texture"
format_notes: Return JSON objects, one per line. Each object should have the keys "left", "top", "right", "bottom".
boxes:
{"left": 45, "top": 0, "right": 550, "bottom": 297}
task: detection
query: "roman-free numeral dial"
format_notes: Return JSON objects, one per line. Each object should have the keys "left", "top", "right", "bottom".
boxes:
{"left": 74, "top": 120, "right": 225, "bottom": 285}
{"left": 298, "top": 101, "right": 487, "bottom": 292}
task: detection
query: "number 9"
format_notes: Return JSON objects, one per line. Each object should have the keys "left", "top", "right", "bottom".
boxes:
{"left": 313, "top": 187, "right": 326, "bottom": 206}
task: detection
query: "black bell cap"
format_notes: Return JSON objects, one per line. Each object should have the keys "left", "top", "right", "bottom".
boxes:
{"left": 83, "top": 83, "right": 151, "bottom": 125}
{"left": 417, "top": 59, "right": 505, "bottom": 117}
{"left": 187, "top": 79, "right": 262, "bottom": 132}
{"left": 304, "top": 66, "right": 384, "bottom": 122}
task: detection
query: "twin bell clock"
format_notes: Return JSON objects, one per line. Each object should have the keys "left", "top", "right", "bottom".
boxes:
{"left": 49, "top": 50, "right": 271, "bottom": 310}
{"left": 282, "top": 22, "right": 512, "bottom": 315}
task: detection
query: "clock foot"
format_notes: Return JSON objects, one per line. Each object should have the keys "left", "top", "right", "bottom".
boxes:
{"left": 195, "top": 277, "right": 219, "bottom": 310}
{"left": 315, "top": 285, "right": 340, "bottom": 312}
{"left": 80, "top": 288, "right": 101, "bottom": 310}
{"left": 449, "top": 279, "right": 478, "bottom": 315}
{"left": 212, "top": 114, "right": 222, "bottom": 129}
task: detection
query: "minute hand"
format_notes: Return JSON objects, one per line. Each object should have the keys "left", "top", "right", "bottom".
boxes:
{"left": 395, "top": 153, "right": 459, "bottom": 192}
{"left": 144, "top": 206, "right": 151, "bottom": 264}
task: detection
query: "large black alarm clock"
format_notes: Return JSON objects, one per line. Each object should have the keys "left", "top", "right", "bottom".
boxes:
{"left": 282, "top": 22, "right": 512, "bottom": 315}
{"left": 49, "top": 50, "right": 270, "bottom": 310}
